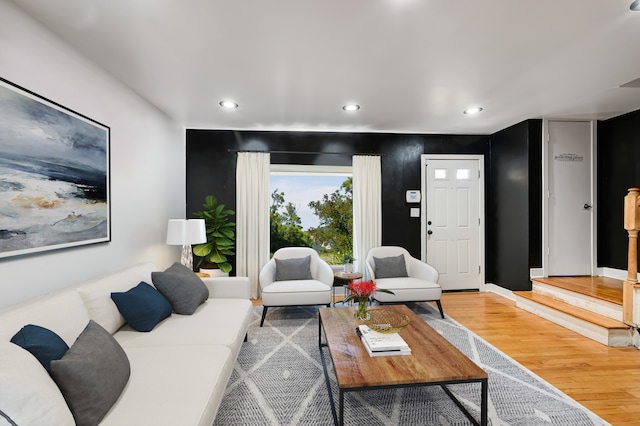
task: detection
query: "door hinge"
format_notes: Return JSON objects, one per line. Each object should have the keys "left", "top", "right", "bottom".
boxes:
{"left": 478, "top": 218, "right": 480, "bottom": 226}
{"left": 478, "top": 170, "right": 480, "bottom": 179}
{"left": 478, "top": 265, "right": 481, "bottom": 274}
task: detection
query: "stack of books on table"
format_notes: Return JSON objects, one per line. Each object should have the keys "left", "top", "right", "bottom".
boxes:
{"left": 357, "top": 325, "right": 411, "bottom": 357}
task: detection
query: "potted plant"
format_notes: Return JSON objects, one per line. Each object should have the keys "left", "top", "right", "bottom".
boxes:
{"left": 340, "top": 251, "right": 356, "bottom": 274}
{"left": 192, "top": 195, "right": 235, "bottom": 276}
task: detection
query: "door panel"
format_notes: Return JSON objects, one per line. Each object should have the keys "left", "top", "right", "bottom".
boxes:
{"left": 425, "top": 159, "right": 480, "bottom": 290}
{"left": 547, "top": 121, "right": 592, "bottom": 276}
{"left": 457, "top": 239, "right": 470, "bottom": 273}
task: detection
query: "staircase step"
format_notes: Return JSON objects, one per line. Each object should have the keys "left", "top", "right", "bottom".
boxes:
{"left": 514, "top": 291, "right": 632, "bottom": 347}
{"left": 531, "top": 276, "right": 623, "bottom": 305}
{"left": 531, "top": 282, "right": 623, "bottom": 322}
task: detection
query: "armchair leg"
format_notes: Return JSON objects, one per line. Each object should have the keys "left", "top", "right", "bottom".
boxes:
{"left": 260, "top": 306, "right": 268, "bottom": 327}
{"left": 436, "top": 300, "right": 445, "bottom": 319}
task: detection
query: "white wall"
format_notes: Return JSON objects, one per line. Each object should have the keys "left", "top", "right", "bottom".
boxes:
{"left": 0, "top": 3, "right": 185, "bottom": 308}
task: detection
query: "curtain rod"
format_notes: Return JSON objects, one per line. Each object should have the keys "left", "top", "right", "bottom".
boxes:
{"left": 228, "top": 149, "right": 384, "bottom": 156}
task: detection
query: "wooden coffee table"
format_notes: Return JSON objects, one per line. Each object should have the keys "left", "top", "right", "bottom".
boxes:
{"left": 318, "top": 305, "right": 488, "bottom": 425}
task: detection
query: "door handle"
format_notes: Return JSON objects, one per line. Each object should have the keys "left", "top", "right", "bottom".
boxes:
{"left": 583, "top": 203, "right": 592, "bottom": 210}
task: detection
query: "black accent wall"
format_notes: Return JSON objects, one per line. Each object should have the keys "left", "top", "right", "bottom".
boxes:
{"left": 598, "top": 109, "right": 640, "bottom": 270}
{"left": 487, "top": 120, "right": 542, "bottom": 291}
{"left": 186, "top": 124, "right": 542, "bottom": 291}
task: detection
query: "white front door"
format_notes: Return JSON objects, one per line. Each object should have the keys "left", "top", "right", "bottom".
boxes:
{"left": 547, "top": 120, "right": 593, "bottom": 276}
{"left": 422, "top": 156, "right": 483, "bottom": 291}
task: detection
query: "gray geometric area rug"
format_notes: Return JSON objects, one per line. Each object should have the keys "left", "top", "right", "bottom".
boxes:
{"left": 214, "top": 303, "right": 609, "bottom": 426}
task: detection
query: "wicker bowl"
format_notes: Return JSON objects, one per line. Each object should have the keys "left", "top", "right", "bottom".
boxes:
{"left": 362, "top": 309, "right": 410, "bottom": 334}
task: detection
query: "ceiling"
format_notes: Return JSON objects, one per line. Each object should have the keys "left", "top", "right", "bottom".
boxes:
{"left": 10, "top": 0, "right": 640, "bottom": 135}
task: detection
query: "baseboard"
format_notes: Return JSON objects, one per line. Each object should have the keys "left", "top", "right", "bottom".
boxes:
{"left": 529, "top": 268, "right": 544, "bottom": 278}
{"left": 483, "top": 283, "right": 515, "bottom": 301}
{"left": 602, "top": 267, "right": 640, "bottom": 281}
{"left": 527, "top": 267, "right": 640, "bottom": 281}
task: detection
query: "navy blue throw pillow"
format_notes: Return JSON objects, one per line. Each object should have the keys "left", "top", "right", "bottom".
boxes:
{"left": 11, "top": 324, "right": 69, "bottom": 373}
{"left": 111, "top": 282, "right": 172, "bottom": 332}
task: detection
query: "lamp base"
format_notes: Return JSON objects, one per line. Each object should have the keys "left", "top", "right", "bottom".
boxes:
{"left": 180, "top": 244, "right": 194, "bottom": 270}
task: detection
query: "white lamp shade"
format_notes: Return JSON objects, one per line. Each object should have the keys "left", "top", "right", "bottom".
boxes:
{"left": 166, "top": 219, "right": 206, "bottom": 245}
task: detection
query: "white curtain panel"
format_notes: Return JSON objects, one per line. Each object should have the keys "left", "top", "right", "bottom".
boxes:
{"left": 352, "top": 155, "right": 382, "bottom": 279}
{"left": 236, "top": 152, "right": 270, "bottom": 298}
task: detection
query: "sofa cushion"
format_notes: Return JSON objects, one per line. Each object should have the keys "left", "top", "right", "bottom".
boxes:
{"left": 99, "top": 345, "right": 232, "bottom": 426}
{"left": 0, "top": 290, "right": 89, "bottom": 347}
{"left": 114, "top": 298, "right": 253, "bottom": 357}
{"left": 151, "top": 262, "right": 209, "bottom": 315}
{"left": 51, "top": 321, "right": 130, "bottom": 426}
{"left": 0, "top": 341, "right": 75, "bottom": 426}
{"left": 373, "top": 254, "right": 409, "bottom": 279}
{"left": 111, "top": 282, "right": 172, "bottom": 332}
{"left": 10, "top": 324, "right": 69, "bottom": 373}
{"left": 77, "top": 262, "right": 156, "bottom": 334}
{"left": 275, "top": 256, "right": 312, "bottom": 281}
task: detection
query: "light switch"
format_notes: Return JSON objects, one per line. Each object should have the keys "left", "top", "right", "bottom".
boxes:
{"left": 410, "top": 208, "right": 420, "bottom": 218}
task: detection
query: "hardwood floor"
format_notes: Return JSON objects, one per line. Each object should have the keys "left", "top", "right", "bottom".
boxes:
{"left": 253, "top": 292, "right": 640, "bottom": 425}
{"left": 439, "top": 292, "right": 640, "bottom": 426}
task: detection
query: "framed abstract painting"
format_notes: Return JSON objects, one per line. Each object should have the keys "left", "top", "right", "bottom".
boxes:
{"left": 0, "top": 77, "right": 110, "bottom": 259}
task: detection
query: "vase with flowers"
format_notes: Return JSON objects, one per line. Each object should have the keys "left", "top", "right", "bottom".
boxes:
{"left": 342, "top": 280, "right": 394, "bottom": 321}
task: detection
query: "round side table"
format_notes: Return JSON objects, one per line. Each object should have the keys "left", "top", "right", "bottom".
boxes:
{"left": 332, "top": 271, "right": 363, "bottom": 306}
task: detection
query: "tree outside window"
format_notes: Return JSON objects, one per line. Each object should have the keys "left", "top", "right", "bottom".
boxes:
{"left": 269, "top": 170, "right": 352, "bottom": 264}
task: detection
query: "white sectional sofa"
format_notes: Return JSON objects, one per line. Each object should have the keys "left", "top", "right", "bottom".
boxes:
{"left": 0, "top": 262, "right": 253, "bottom": 426}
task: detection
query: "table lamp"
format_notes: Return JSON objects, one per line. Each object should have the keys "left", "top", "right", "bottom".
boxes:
{"left": 166, "top": 219, "right": 206, "bottom": 270}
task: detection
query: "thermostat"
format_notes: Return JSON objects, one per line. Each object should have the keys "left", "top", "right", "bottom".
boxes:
{"left": 406, "top": 190, "right": 421, "bottom": 203}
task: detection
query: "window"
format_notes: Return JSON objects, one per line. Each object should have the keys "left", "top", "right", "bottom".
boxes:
{"left": 456, "top": 168, "right": 470, "bottom": 180}
{"left": 434, "top": 169, "right": 448, "bottom": 180}
{"left": 270, "top": 165, "right": 352, "bottom": 263}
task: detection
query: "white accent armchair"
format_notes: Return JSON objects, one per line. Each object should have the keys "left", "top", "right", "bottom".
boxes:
{"left": 258, "top": 247, "right": 334, "bottom": 327}
{"left": 365, "top": 246, "right": 444, "bottom": 318}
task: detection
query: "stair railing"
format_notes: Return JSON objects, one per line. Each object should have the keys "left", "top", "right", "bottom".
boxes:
{"left": 623, "top": 188, "right": 640, "bottom": 325}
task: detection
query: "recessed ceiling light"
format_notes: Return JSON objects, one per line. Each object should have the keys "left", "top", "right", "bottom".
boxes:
{"left": 219, "top": 100, "right": 238, "bottom": 109}
{"left": 631, "top": 0, "right": 640, "bottom": 11}
{"left": 342, "top": 104, "right": 360, "bottom": 112}
{"left": 463, "top": 106, "right": 483, "bottom": 115}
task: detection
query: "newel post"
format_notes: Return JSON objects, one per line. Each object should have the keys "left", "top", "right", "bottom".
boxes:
{"left": 623, "top": 188, "right": 640, "bottom": 325}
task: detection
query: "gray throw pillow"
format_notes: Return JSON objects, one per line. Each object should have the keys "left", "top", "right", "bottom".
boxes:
{"left": 151, "top": 262, "right": 209, "bottom": 315}
{"left": 275, "top": 256, "right": 313, "bottom": 281}
{"left": 50, "top": 320, "right": 130, "bottom": 426}
{"left": 373, "top": 254, "right": 409, "bottom": 278}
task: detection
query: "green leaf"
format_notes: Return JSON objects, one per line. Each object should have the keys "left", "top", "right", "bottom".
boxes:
{"left": 193, "top": 242, "right": 214, "bottom": 257}
{"left": 218, "top": 262, "right": 233, "bottom": 273}
{"left": 207, "top": 251, "right": 227, "bottom": 263}
{"left": 220, "top": 228, "right": 235, "bottom": 239}
{"left": 342, "top": 295, "right": 356, "bottom": 304}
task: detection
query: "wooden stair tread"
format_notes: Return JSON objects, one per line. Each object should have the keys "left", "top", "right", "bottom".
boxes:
{"left": 514, "top": 291, "right": 629, "bottom": 329}
{"left": 531, "top": 276, "right": 623, "bottom": 305}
